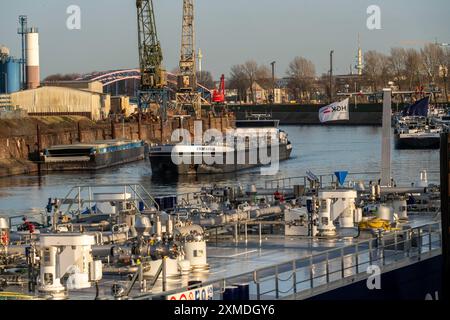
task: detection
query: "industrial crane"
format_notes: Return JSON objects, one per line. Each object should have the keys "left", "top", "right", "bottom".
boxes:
{"left": 136, "top": 0, "right": 168, "bottom": 119}
{"left": 176, "top": 0, "right": 202, "bottom": 119}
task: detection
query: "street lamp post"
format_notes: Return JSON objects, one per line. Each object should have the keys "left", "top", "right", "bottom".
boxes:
{"left": 270, "top": 61, "right": 276, "bottom": 104}
{"left": 330, "top": 50, "right": 334, "bottom": 103}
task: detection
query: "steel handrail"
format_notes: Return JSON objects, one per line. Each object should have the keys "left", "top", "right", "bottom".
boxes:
{"left": 135, "top": 221, "right": 441, "bottom": 300}
{"left": 58, "top": 184, "right": 160, "bottom": 216}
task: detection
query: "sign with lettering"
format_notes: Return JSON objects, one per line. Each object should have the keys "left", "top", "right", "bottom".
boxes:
{"left": 166, "top": 285, "right": 214, "bottom": 301}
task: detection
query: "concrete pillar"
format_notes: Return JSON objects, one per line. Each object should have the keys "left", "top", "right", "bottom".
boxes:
{"left": 381, "top": 88, "right": 392, "bottom": 186}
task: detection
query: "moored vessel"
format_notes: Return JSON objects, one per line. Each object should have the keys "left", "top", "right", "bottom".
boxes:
{"left": 41, "top": 139, "right": 145, "bottom": 171}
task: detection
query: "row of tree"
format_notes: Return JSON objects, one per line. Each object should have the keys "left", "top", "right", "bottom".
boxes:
{"left": 364, "top": 44, "right": 450, "bottom": 92}
{"left": 226, "top": 43, "right": 450, "bottom": 103}
{"left": 43, "top": 43, "right": 449, "bottom": 104}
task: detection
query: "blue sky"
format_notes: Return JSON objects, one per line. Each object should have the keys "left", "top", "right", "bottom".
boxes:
{"left": 1, "top": 0, "right": 449, "bottom": 79}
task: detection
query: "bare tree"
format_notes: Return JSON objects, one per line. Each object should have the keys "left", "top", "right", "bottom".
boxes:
{"left": 229, "top": 64, "right": 247, "bottom": 102}
{"left": 196, "top": 71, "right": 214, "bottom": 89}
{"left": 389, "top": 48, "right": 407, "bottom": 90}
{"left": 363, "top": 51, "right": 391, "bottom": 91}
{"left": 404, "top": 48, "right": 423, "bottom": 90}
{"left": 286, "top": 56, "right": 316, "bottom": 101}
{"left": 242, "top": 61, "right": 259, "bottom": 103}
{"left": 421, "top": 43, "right": 444, "bottom": 84}
{"left": 256, "top": 65, "right": 271, "bottom": 89}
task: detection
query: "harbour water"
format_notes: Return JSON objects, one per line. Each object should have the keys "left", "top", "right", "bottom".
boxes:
{"left": 0, "top": 125, "right": 439, "bottom": 216}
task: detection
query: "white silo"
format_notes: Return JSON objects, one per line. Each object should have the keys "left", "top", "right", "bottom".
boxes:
{"left": 26, "top": 28, "right": 40, "bottom": 89}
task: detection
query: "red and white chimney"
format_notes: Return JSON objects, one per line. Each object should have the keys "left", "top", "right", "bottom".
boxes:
{"left": 26, "top": 28, "right": 40, "bottom": 89}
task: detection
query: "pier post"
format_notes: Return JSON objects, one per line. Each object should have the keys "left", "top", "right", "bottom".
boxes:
{"left": 77, "top": 121, "right": 82, "bottom": 143}
{"left": 259, "top": 223, "right": 262, "bottom": 246}
{"left": 381, "top": 88, "right": 392, "bottom": 186}
{"left": 36, "top": 124, "right": 41, "bottom": 154}
{"left": 111, "top": 120, "right": 116, "bottom": 140}
{"left": 160, "top": 118, "right": 164, "bottom": 143}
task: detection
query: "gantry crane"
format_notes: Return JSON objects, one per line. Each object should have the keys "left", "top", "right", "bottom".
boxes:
{"left": 176, "top": 0, "right": 202, "bottom": 119}
{"left": 136, "top": 0, "right": 168, "bottom": 119}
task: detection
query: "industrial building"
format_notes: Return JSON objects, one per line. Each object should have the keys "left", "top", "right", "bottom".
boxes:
{"left": 41, "top": 80, "right": 104, "bottom": 94}
{"left": 10, "top": 86, "right": 111, "bottom": 121}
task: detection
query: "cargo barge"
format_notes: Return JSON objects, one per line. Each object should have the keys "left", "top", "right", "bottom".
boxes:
{"left": 40, "top": 139, "right": 145, "bottom": 171}
{"left": 0, "top": 171, "right": 442, "bottom": 300}
{"left": 149, "top": 120, "right": 292, "bottom": 175}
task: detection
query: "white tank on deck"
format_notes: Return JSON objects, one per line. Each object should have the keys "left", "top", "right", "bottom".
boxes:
{"left": 377, "top": 205, "right": 393, "bottom": 221}
{"left": 38, "top": 234, "right": 100, "bottom": 299}
{"left": 146, "top": 258, "right": 179, "bottom": 278}
{"left": 94, "top": 192, "right": 132, "bottom": 215}
{"left": 392, "top": 199, "right": 408, "bottom": 220}
{"left": 184, "top": 241, "right": 208, "bottom": 270}
{"left": 354, "top": 208, "right": 363, "bottom": 223}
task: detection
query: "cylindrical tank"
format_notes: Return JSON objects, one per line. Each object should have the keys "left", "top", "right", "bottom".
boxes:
{"left": 354, "top": 208, "right": 363, "bottom": 223}
{"left": 339, "top": 209, "right": 354, "bottom": 228}
{"left": 184, "top": 241, "right": 208, "bottom": 269}
{"left": 0, "top": 58, "right": 21, "bottom": 94}
{"left": 26, "top": 29, "right": 40, "bottom": 89}
{"left": 377, "top": 205, "right": 393, "bottom": 221}
{"left": 392, "top": 199, "right": 408, "bottom": 220}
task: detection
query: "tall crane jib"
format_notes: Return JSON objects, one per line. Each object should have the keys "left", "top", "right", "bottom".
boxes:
{"left": 136, "top": 0, "right": 168, "bottom": 118}
{"left": 176, "top": 0, "right": 202, "bottom": 119}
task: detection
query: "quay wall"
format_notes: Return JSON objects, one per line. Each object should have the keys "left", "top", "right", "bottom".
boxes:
{"left": 0, "top": 113, "right": 235, "bottom": 178}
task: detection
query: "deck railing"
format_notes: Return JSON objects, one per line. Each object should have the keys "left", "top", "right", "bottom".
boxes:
{"left": 136, "top": 221, "right": 441, "bottom": 300}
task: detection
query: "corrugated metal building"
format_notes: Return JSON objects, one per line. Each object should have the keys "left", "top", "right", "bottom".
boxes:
{"left": 41, "top": 80, "right": 104, "bottom": 94}
{"left": 10, "top": 86, "right": 111, "bottom": 121}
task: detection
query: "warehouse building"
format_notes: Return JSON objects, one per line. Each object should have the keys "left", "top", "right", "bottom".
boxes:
{"left": 10, "top": 86, "right": 111, "bottom": 121}
{"left": 41, "top": 80, "right": 104, "bottom": 94}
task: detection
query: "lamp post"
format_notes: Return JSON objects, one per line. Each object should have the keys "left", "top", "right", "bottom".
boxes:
{"left": 329, "top": 50, "right": 334, "bottom": 103}
{"left": 270, "top": 61, "right": 276, "bottom": 104}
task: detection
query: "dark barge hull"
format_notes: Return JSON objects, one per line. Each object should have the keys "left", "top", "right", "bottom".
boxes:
{"left": 41, "top": 146, "right": 145, "bottom": 171}
{"left": 150, "top": 144, "right": 292, "bottom": 175}
{"left": 394, "top": 135, "right": 440, "bottom": 150}
{"left": 307, "top": 253, "right": 442, "bottom": 300}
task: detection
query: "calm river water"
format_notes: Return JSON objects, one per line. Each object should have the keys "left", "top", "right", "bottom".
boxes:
{"left": 0, "top": 126, "right": 439, "bottom": 216}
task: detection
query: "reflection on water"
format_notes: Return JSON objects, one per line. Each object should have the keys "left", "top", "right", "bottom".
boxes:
{"left": 0, "top": 126, "right": 439, "bottom": 215}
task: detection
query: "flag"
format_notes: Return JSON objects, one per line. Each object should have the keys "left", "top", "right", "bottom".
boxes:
{"left": 319, "top": 98, "right": 350, "bottom": 123}
{"left": 410, "top": 96, "right": 430, "bottom": 117}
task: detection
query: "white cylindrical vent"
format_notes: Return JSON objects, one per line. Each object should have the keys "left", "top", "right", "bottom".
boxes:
{"left": 26, "top": 30, "right": 40, "bottom": 89}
